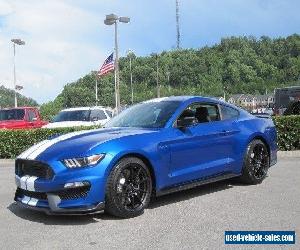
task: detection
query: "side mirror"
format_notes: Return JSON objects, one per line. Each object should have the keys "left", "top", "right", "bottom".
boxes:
{"left": 176, "top": 117, "right": 195, "bottom": 129}
{"left": 91, "top": 117, "right": 98, "bottom": 122}
{"left": 32, "top": 117, "right": 38, "bottom": 121}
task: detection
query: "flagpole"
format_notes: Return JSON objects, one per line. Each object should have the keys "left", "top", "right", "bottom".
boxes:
{"left": 95, "top": 77, "right": 98, "bottom": 106}
{"left": 114, "top": 61, "right": 118, "bottom": 112}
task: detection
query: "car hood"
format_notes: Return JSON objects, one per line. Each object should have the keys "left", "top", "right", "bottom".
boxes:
{"left": 18, "top": 127, "right": 160, "bottom": 161}
{"left": 43, "top": 121, "right": 95, "bottom": 128}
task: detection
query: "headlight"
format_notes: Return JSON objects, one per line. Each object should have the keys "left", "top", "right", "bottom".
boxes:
{"left": 62, "top": 154, "right": 105, "bottom": 168}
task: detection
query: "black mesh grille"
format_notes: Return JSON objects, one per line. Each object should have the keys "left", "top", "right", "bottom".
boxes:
{"left": 15, "top": 159, "right": 54, "bottom": 180}
{"left": 54, "top": 186, "right": 90, "bottom": 200}
{"left": 15, "top": 187, "right": 48, "bottom": 200}
{"left": 15, "top": 186, "right": 90, "bottom": 201}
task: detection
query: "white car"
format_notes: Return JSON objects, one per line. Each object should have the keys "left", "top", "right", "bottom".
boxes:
{"left": 43, "top": 107, "right": 113, "bottom": 129}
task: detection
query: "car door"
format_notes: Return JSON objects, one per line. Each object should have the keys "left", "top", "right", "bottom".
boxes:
{"left": 168, "top": 102, "right": 234, "bottom": 185}
{"left": 218, "top": 104, "right": 241, "bottom": 172}
{"left": 27, "top": 109, "right": 39, "bottom": 128}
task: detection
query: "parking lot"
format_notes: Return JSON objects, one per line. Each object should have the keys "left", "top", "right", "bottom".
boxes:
{"left": 0, "top": 156, "right": 299, "bottom": 250}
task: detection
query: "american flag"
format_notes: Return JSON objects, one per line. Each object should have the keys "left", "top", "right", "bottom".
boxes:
{"left": 98, "top": 53, "right": 114, "bottom": 76}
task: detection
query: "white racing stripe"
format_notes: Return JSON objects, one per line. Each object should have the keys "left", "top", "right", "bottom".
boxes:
{"left": 17, "top": 140, "right": 49, "bottom": 159}
{"left": 20, "top": 196, "right": 39, "bottom": 207}
{"left": 17, "top": 177, "right": 40, "bottom": 207}
{"left": 20, "top": 175, "right": 30, "bottom": 190}
{"left": 26, "top": 176, "right": 38, "bottom": 191}
{"left": 27, "top": 198, "right": 39, "bottom": 206}
{"left": 21, "top": 196, "right": 31, "bottom": 205}
{"left": 16, "top": 175, "right": 38, "bottom": 191}
{"left": 26, "top": 130, "right": 91, "bottom": 160}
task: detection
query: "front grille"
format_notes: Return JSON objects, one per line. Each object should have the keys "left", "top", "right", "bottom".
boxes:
{"left": 15, "top": 187, "right": 47, "bottom": 200}
{"left": 15, "top": 186, "right": 90, "bottom": 201}
{"left": 15, "top": 159, "right": 54, "bottom": 180}
{"left": 54, "top": 186, "right": 90, "bottom": 200}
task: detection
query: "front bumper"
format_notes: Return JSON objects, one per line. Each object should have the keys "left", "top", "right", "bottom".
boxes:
{"left": 14, "top": 158, "right": 110, "bottom": 215}
{"left": 14, "top": 184, "right": 106, "bottom": 215}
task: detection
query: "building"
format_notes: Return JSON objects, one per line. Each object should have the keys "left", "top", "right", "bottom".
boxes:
{"left": 227, "top": 94, "right": 274, "bottom": 110}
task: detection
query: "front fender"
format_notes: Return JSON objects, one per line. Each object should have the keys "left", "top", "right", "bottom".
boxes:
{"left": 96, "top": 144, "right": 169, "bottom": 192}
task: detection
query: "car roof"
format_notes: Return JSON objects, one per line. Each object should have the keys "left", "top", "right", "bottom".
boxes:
{"left": 144, "top": 95, "right": 246, "bottom": 113}
{"left": 158, "top": 96, "right": 250, "bottom": 128}
{"left": 144, "top": 95, "right": 228, "bottom": 104}
{"left": 60, "top": 106, "right": 109, "bottom": 112}
{"left": 144, "top": 96, "right": 212, "bottom": 102}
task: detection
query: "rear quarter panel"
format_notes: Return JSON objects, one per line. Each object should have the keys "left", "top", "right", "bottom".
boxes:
{"left": 232, "top": 114, "right": 277, "bottom": 174}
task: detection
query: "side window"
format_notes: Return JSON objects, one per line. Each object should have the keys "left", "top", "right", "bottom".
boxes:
{"left": 204, "top": 105, "right": 220, "bottom": 121}
{"left": 177, "top": 103, "right": 220, "bottom": 126}
{"left": 90, "top": 109, "right": 107, "bottom": 121}
{"left": 106, "top": 110, "right": 113, "bottom": 118}
{"left": 28, "top": 110, "right": 37, "bottom": 121}
{"left": 220, "top": 105, "right": 239, "bottom": 120}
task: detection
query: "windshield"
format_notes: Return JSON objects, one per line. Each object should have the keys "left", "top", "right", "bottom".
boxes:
{"left": 0, "top": 109, "right": 25, "bottom": 121}
{"left": 52, "top": 110, "right": 90, "bottom": 122}
{"left": 105, "top": 100, "right": 181, "bottom": 128}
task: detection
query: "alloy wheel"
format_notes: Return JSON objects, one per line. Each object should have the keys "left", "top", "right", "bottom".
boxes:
{"left": 116, "top": 163, "right": 151, "bottom": 211}
{"left": 249, "top": 144, "right": 269, "bottom": 179}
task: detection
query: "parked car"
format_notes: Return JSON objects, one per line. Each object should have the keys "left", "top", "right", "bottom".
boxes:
{"left": 14, "top": 96, "right": 277, "bottom": 218}
{"left": 43, "top": 107, "right": 112, "bottom": 128}
{"left": 0, "top": 107, "right": 47, "bottom": 129}
{"left": 250, "top": 107, "right": 273, "bottom": 118}
{"left": 274, "top": 86, "right": 300, "bottom": 115}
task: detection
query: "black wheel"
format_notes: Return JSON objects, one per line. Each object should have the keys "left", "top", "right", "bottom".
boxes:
{"left": 105, "top": 157, "right": 152, "bottom": 218}
{"left": 239, "top": 139, "right": 270, "bottom": 184}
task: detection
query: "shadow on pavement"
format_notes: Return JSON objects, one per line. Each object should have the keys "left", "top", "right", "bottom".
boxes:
{"left": 149, "top": 179, "right": 234, "bottom": 209}
{"left": 7, "top": 202, "right": 119, "bottom": 225}
{"left": 7, "top": 179, "right": 237, "bottom": 224}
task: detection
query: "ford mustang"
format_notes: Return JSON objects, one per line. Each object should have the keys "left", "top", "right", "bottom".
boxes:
{"left": 14, "top": 96, "right": 277, "bottom": 218}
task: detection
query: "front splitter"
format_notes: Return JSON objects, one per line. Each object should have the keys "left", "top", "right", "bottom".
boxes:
{"left": 16, "top": 201, "right": 105, "bottom": 215}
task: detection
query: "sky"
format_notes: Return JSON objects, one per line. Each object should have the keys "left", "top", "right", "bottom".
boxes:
{"left": 0, "top": 0, "right": 299, "bottom": 104}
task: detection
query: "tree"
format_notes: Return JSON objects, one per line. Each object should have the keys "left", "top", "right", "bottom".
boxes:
{"left": 41, "top": 34, "right": 300, "bottom": 111}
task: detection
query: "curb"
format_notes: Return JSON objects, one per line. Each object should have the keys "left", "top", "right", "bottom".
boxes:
{"left": 0, "top": 159, "right": 14, "bottom": 164}
{"left": 277, "top": 150, "right": 300, "bottom": 157}
{"left": 1, "top": 151, "right": 300, "bottom": 164}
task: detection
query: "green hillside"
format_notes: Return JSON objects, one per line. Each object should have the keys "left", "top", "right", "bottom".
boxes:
{"left": 40, "top": 34, "right": 300, "bottom": 120}
{"left": 0, "top": 85, "right": 38, "bottom": 108}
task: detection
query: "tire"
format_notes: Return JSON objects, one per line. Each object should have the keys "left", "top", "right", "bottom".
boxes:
{"left": 105, "top": 157, "right": 152, "bottom": 218}
{"left": 239, "top": 139, "right": 270, "bottom": 184}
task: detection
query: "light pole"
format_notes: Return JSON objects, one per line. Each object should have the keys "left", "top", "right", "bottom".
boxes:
{"left": 104, "top": 14, "right": 130, "bottom": 113}
{"left": 11, "top": 38, "right": 25, "bottom": 108}
{"left": 127, "top": 49, "right": 134, "bottom": 104}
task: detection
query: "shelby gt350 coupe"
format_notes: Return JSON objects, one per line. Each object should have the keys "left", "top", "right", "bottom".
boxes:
{"left": 14, "top": 96, "right": 277, "bottom": 218}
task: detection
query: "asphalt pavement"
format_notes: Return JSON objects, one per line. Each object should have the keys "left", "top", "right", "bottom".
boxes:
{"left": 0, "top": 156, "right": 299, "bottom": 250}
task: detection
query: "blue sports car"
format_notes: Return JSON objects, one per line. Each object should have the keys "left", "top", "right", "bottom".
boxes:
{"left": 14, "top": 96, "right": 277, "bottom": 218}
